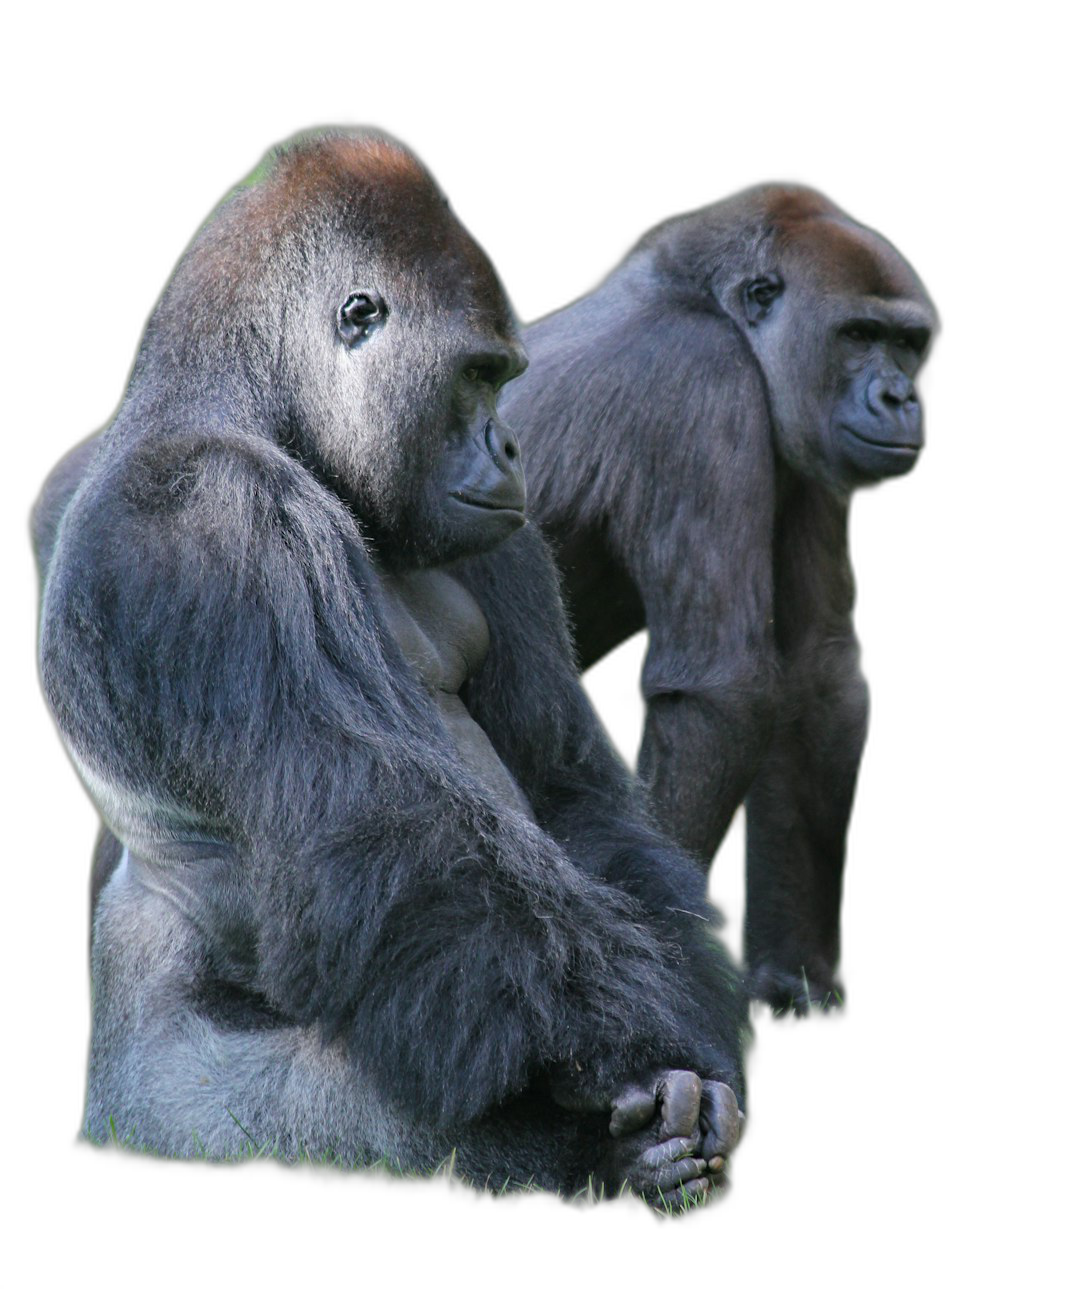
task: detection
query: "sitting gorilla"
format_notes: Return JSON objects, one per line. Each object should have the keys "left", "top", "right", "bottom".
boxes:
{"left": 33, "top": 130, "right": 745, "bottom": 1207}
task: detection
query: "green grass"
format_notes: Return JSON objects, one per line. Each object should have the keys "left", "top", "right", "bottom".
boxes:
{"left": 87, "top": 1117, "right": 715, "bottom": 1215}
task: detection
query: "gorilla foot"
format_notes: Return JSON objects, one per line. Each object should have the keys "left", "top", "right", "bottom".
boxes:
{"left": 747, "top": 969, "right": 850, "bottom": 1015}
{"left": 604, "top": 1070, "right": 742, "bottom": 1212}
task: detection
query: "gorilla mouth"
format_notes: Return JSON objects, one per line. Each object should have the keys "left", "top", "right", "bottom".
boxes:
{"left": 842, "top": 426, "right": 922, "bottom": 454}
{"left": 450, "top": 491, "right": 526, "bottom": 515}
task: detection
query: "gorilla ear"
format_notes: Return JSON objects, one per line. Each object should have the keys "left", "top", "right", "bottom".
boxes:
{"left": 742, "top": 274, "right": 784, "bottom": 326}
{"left": 337, "top": 291, "right": 387, "bottom": 347}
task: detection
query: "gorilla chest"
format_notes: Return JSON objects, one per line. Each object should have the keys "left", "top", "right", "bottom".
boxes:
{"left": 379, "top": 569, "right": 533, "bottom": 817}
{"left": 380, "top": 568, "right": 489, "bottom": 695}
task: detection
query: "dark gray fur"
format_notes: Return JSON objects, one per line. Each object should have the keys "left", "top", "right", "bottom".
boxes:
{"left": 500, "top": 185, "right": 937, "bottom": 1013}
{"left": 33, "top": 130, "right": 746, "bottom": 1200}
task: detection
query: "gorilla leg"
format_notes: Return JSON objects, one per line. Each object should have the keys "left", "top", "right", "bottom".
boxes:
{"left": 88, "top": 848, "right": 733, "bottom": 1202}
{"left": 90, "top": 827, "right": 122, "bottom": 928}
{"left": 30, "top": 433, "right": 102, "bottom": 575}
{"left": 87, "top": 854, "right": 579, "bottom": 1183}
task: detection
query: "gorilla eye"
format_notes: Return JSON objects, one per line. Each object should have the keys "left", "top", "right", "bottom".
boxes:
{"left": 464, "top": 367, "right": 480, "bottom": 382}
{"left": 337, "top": 291, "right": 387, "bottom": 346}
{"left": 841, "top": 321, "right": 883, "bottom": 344}
{"left": 743, "top": 274, "right": 783, "bottom": 325}
{"left": 897, "top": 328, "right": 930, "bottom": 356}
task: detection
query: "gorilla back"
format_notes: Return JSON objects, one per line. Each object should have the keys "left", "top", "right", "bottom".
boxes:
{"left": 34, "top": 130, "right": 746, "bottom": 1206}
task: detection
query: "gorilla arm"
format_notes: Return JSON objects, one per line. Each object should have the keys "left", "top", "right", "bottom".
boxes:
{"left": 454, "top": 526, "right": 748, "bottom": 1101}
{"left": 743, "top": 484, "right": 869, "bottom": 1010}
{"left": 626, "top": 322, "right": 860, "bottom": 1005}
{"left": 39, "top": 433, "right": 712, "bottom": 1132}
{"left": 607, "top": 311, "right": 780, "bottom": 867}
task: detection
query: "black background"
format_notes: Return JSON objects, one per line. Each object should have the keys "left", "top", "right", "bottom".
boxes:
{"left": 21, "top": 73, "right": 994, "bottom": 1247}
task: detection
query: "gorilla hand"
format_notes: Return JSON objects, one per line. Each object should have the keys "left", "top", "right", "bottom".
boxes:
{"left": 606, "top": 1070, "right": 742, "bottom": 1211}
{"left": 559, "top": 1067, "right": 742, "bottom": 1206}
{"left": 746, "top": 962, "right": 845, "bottom": 1016}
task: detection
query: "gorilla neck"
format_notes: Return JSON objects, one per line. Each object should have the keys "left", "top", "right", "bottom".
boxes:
{"left": 378, "top": 569, "right": 535, "bottom": 819}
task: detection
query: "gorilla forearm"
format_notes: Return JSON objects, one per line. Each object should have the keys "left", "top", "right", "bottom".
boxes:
{"left": 255, "top": 800, "right": 712, "bottom": 1127}
{"left": 744, "top": 642, "right": 869, "bottom": 1011}
{"left": 532, "top": 787, "right": 748, "bottom": 1094}
{"left": 507, "top": 775, "right": 746, "bottom": 1096}
{"left": 454, "top": 534, "right": 747, "bottom": 1095}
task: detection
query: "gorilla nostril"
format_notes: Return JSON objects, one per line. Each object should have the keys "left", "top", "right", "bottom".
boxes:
{"left": 879, "top": 384, "right": 916, "bottom": 412}
{"left": 485, "top": 419, "right": 519, "bottom": 465}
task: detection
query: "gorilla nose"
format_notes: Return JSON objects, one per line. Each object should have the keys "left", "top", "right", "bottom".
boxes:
{"left": 485, "top": 419, "right": 521, "bottom": 471}
{"left": 866, "top": 376, "right": 927, "bottom": 451}
{"left": 869, "top": 375, "right": 916, "bottom": 411}
{"left": 477, "top": 418, "right": 526, "bottom": 510}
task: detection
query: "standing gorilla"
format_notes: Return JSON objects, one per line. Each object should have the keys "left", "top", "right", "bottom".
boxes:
{"left": 33, "top": 131, "right": 745, "bottom": 1206}
{"left": 500, "top": 186, "right": 937, "bottom": 1013}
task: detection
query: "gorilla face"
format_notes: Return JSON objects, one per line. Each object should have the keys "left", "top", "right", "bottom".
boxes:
{"left": 729, "top": 214, "right": 936, "bottom": 492}
{"left": 265, "top": 136, "right": 529, "bottom": 569}
{"left": 318, "top": 272, "right": 528, "bottom": 567}
{"left": 828, "top": 313, "right": 932, "bottom": 482}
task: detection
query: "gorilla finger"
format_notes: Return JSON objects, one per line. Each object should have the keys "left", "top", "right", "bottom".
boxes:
{"left": 644, "top": 1154, "right": 708, "bottom": 1193}
{"left": 648, "top": 1176, "right": 714, "bottom": 1212}
{"left": 700, "top": 1081, "right": 742, "bottom": 1158}
{"left": 659, "top": 1070, "right": 702, "bottom": 1140}
{"left": 638, "top": 1134, "right": 702, "bottom": 1171}
{"left": 609, "top": 1085, "right": 658, "bottom": 1138}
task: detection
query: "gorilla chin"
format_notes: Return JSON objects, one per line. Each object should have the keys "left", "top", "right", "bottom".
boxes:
{"left": 839, "top": 424, "right": 923, "bottom": 481}
{"left": 441, "top": 493, "right": 527, "bottom": 559}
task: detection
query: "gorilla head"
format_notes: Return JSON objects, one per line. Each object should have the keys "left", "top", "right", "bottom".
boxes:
{"left": 140, "top": 128, "right": 528, "bottom": 568}
{"left": 652, "top": 184, "right": 937, "bottom": 491}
